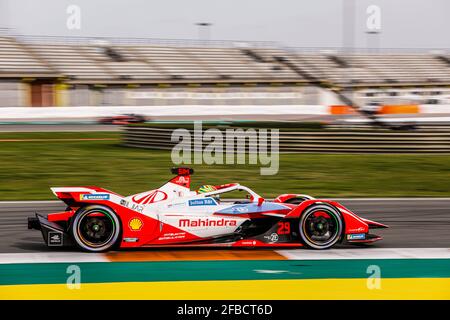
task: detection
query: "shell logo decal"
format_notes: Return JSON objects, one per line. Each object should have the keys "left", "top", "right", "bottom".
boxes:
{"left": 129, "top": 218, "right": 143, "bottom": 231}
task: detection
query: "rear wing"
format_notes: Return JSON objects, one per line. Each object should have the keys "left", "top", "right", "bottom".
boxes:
{"left": 50, "top": 186, "right": 119, "bottom": 206}
{"left": 168, "top": 167, "right": 194, "bottom": 189}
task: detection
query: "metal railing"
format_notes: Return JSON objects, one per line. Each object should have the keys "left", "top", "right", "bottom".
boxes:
{"left": 285, "top": 46, "right": 450, "bottom": 55}
{"left": 2, "top": 31, "right": 447, "bottom": 53}
{"left": 11, "top": 34, "right": 279, "bottom": 48}
{"left": 123, "top": 125, "right": 450, "bottom": 153}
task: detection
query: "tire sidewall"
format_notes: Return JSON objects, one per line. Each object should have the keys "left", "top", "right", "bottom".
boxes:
{"left": 71, "top": 205, "right": 121, "bottom": 252}
{"left": 299, "top": 204, "right": 343, "bottom": 249}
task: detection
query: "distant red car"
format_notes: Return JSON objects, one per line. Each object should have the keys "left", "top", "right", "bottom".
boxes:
{"left": 28, "top": 167, "right": 388, "bottom": 252}
{"left": 98, "top": 114, "right": 146, "bottom": 125}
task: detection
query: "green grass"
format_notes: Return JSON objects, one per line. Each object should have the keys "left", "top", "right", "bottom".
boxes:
{"left": 0, "top": 132, "right": 449, "bottom": 200}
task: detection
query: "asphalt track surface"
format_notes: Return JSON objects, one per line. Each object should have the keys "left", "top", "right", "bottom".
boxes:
{"left": 2, "top": 113, "right": 449, "bottom": 132}
{"left": 0, "top": 124, "right": 119, "bottom": 132}
{"left": 0, "top": 199, "right": 449, "bottom": 253}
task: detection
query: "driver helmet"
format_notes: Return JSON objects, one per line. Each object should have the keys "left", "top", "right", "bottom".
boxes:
{"left": 197, "top": 185, "right": 217, "bottom": 194}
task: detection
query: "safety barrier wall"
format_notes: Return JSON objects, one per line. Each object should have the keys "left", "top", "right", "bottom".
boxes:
{"left": 1, "top": 104, "right": 450, "bottom": 120}
{"left": 123, "top": 126, "right": 450, "bottom": 153}
{"left": 0, "top": 86, "right": 321, "bottom": 107}
{"left": 330, "top": 104, "right": 423, "bottom": 115}
{"left": 0, "top": 105, "right": 328, "bottom": 119}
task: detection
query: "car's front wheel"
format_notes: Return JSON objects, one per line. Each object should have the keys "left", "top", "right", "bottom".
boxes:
{"left": 299, "top": 204, "right": 343, "bottom": 249}
{"left": 71, "top": 205, "right": 121, "bottom": 252}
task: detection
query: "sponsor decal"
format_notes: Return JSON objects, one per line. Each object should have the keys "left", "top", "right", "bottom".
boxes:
{"left": 80, "top": 193, "right": 110, "bottom": 201}
{"left": 48, "top": 231, "right": 63, "bottom": 246}
{"left": 123, "top": 238, "right": 139, "bottom": 243}
{"left": 174, "top": 176, "right": 189, "bottom": 184}
{"left": 132, "top": 190, "right": 167, "bottom": 205}
{"left": 348, "top": 226, "right": 366, "bottom": 233}
{"left": 121, "top": 200, "right": 144, "bottom": 213}
{"left": 167, "top": 202, "right": 185, "bottom": 208}
{"left": 234, "top": 206, "right": 248, "bottom": 213}
{"left": 264, "top": 232, "right": 279, "bottom": 243}
{"left": 129, "top": 218, "right": 144, "bottom": 231}
{"left": 131, "top": 204, "right": 144, "bottom": 213}
{"left": 158, "top": 232, "right": 186, "bottom": 241}
{"left": 188, "top": 198, "right": 217, "bottom": 206}
{"left": 239, "top": 240, "right": 257, "bottom": 246}
{"left": 179, "top": 218, "right": 237, "bottom": 228}
{"left": 347, "top": 233, "right": 366, "bottom": 240}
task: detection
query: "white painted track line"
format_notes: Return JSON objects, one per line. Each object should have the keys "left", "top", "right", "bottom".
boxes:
{"left": 277, "top": 248, "right": 450, "bottom": 260}
{"left": 0, "top": 248, "right": 448, "bottom": 264}
{"left": 0, "top": 252, "right": 108, "bottom": 264}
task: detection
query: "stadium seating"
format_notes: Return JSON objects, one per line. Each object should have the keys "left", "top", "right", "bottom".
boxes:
{"left": 25, "top": 44, "right": 112, "bottom": 80}
{"left": 340, "top": 54, "right": 450, "bottom": 83}
{"left": 0, "top": 36, "right": 448, "bottom": 86}
{"left": 0, "top": 37, "right": 55, "bottom": 77}
{"left": 266, "top": 51, "right": 450, "bottom": 85}
{"left": 129, "top": 45, "right": 217, "bottom": 80}
{"left": 82, "top": 45, "right": 165, "bottom": 80}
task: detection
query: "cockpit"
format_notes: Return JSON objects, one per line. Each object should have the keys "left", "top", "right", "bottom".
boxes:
{"left": 195, "top": 183, "right": 264, "bottom": 205}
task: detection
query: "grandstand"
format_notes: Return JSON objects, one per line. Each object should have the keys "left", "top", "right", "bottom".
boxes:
{"left": 0, "top": 34, "right": 449, "bottom": 107}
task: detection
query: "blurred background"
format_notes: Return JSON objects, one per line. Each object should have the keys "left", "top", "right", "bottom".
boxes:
{"left": 1, "top": 1, "right": 450, "bottom": 299}
{"left": 0, "top": 0, "right": 448, "bottom": 110}
{"left": 0, "top": 0, "right": 449, "bottom": 201}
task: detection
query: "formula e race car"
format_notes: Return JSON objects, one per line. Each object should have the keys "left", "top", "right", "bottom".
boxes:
{"left": 28, "top": 168, "right": 388, "bottom": 252}
{"left": 97, "top": 113, "right": 146, "bottom": 125}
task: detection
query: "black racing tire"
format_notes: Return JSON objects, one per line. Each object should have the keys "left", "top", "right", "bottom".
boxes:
{"left": 299, "top": 204, "right": 343, "bottom": 250}
{"left": 70, "top": 205, "right": 121, "bottom": 252}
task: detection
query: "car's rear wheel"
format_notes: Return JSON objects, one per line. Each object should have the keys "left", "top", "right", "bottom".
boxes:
{"left": 299, "top": 204, "right": 343, "bottom": 249}
{"left": 71, "top": 205, "right": 121, "bottom": 252}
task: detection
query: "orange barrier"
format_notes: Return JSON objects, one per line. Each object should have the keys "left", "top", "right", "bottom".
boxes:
{"left": 329, "top": 104, "right": 420, "bottom": 115}
{"left": 329, "top": 105, "right": 357, "bottom": 115}
{"left": 378, "top": 105, "right": 419, "bottom": 114}
{"left": 106, "top": 250, "right": 286, "bottom": 262}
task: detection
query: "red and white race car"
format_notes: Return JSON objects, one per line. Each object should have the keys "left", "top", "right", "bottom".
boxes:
{"left": 28, "top": 168, "right": 387, "bottom": 252}
{"left": 97, "top": 114, "right": 146, "bottom": 125}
